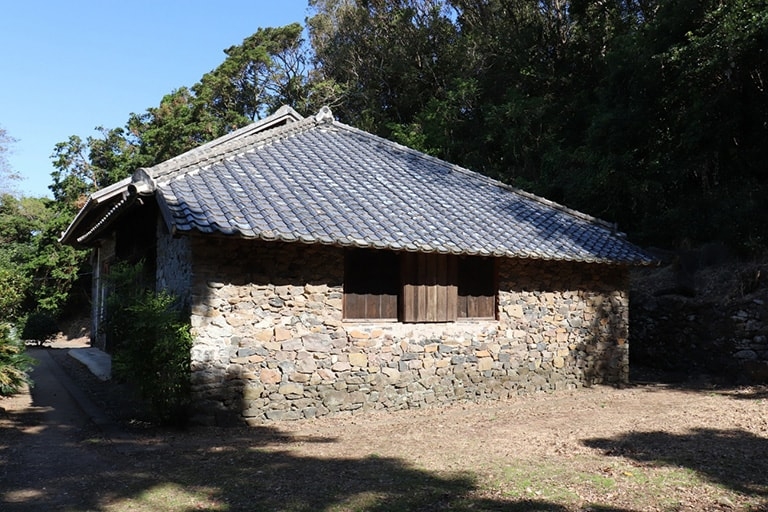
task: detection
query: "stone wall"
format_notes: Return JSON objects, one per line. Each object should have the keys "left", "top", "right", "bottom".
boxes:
{"left": 155, "top": 219, "right": 192, "bottom": 304}
{"left": 184, "top": 236, "right": 629, "bottom": 425}
{"left": 630, "top": 261, "right": 768, "bottom": 383}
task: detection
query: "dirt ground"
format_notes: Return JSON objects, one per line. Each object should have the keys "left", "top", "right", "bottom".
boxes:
{"left": 2, "top": 333, "right": 768, "bottom": 511}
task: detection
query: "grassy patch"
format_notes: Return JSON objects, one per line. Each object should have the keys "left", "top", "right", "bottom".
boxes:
{"left": 475, "top": 456, "right": 759, "bottom": 511}
{"left": 499, "top": 463, "right": 582, "bottom": 503}
{"left": 104, "top": 482, "right": 226, "bottom": 512}
{"left": 92, "top": 452, "right": 763, "bottom": 512}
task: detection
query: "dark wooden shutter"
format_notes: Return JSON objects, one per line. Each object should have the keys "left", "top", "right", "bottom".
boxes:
{"left": 344, "top": 249, "right": 399, "bottom": 320}
{"left": 401, "top": 253, "right": 458, "bottom": 322}
{"left": 458, "top": 256, "right": 496, "bottom": 319}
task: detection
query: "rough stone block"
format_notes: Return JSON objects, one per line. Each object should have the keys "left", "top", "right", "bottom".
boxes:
{"left": 279, "top": 382, "right": 304, "bottom": 396}
{"left": 260, "top": 368, "right": 282, "bottom": 384}
{"left": 242, "top": 384, "right": 265, "bottom": 401}
{"left": 282, "top": 339, "right": 303, "bottom": 351}
{"left": 332, "top": 361, "right": 352, "bottom": 372}
{"left": 303, "top": 333, "right": 333, "bottom": 352}
{"left": 322, "top": 390, "right": 348, "bottom": 408}
{"left": 289, "top": 372, "right": 311, "bottom": 383}
{"left": 266, "top": 409, "right": 301, "bottom": 421}
{"left": 477, "top": 357, "right": 494, "bottom": 371}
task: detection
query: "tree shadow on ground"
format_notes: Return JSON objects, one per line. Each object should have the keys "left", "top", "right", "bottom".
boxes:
{"left": 0, "top": 349, "right": 645, "bottom": 511}
{"left": 723, "top": 387, "right": 768, "bottom": 401}
{"left": 583, "top": 428, "right": 768, "bottom": 500}
{"left": 629, "top": 364, "right": 768, "bottom": 401}
{"left": 0, "top": 406, "right": 606, "bottom": 512}
{"left": 0, "top": 377, "right": 643, "bottom": 512}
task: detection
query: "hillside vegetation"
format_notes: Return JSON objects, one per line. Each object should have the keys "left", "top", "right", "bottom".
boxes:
{"left": 632, "top": 248, "right": 768, "bottom": 383}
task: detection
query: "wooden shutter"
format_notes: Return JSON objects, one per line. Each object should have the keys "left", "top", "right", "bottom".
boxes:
{"left": 401, "top": 253, "right": 458, "bottom": 322}
{"left": 458, "top": 256, "right": 496, "bottom": 319}
{"left": 344, "top": 249, "right": 399, "bottom": 320}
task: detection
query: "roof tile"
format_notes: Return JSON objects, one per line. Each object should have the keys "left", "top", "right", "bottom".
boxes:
{"left": 144, "top": 108, "right": 651, "bottom": 264}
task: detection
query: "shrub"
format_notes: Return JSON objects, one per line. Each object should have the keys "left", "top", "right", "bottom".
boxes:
{"left": 0, "top": 323, "right": 35, "bottom": 396}
{"left": 20, "top": 311, "right": 59, "bottom": 346}
{"left": 103, "top": 262, "right": 192, "bottom": 425}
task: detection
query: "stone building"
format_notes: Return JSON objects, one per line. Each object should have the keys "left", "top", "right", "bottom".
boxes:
{"left": 61, "top": 106, "right": 651, "bottom": 425}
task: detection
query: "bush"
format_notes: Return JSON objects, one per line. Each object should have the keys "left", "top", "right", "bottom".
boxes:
{"left": 103, "top": 262, "right": 192, "bottom": 425}
{"left": 0, "top": 323, "right": 35, "bottom": 396}
{"left": 20, "top": 311, "right": 59, "bottom": 346}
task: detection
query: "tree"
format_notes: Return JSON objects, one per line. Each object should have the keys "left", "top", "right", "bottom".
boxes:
{"left": 0, "top": 194, "right": 41, "bottom": 318}
{"left": 193, "top": 23, "right": 318, "bottom": 124}
{"left": 0, "top": 127, "right": 20, "bottom": 196}
{"left": 127, "top": 87, "right": 222, "bottom": 166}
{"left": 103, "top": 261, "right": 192, "bottom": 425}
{"left": 308, "top": 0, "right": 462, "bottom": 139}
{"left": 652, "top": 0, "right": 768, "bottom": 247}
{"left": 0, "top": 193, "right": 88, "bottom": 317}
{"left": 49, "top": 128, "right": 138, "bottom": 209}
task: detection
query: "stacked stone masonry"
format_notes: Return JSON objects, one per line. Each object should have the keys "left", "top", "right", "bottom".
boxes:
{"left": 178, "top": 235, "right": 629, "bottom": 425}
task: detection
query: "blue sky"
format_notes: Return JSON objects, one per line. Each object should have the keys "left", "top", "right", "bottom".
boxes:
{"left": 0, "top": 1, "right": 310, "bottom": 198}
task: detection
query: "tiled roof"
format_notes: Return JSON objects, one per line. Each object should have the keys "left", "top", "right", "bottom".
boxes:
{"left": 144, "top": 106, "right": 651, "bottom": 265}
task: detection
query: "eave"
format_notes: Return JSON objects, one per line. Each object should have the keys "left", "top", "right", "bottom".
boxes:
{"left": 59, "top": 174, "right": 155, "bottom": 247}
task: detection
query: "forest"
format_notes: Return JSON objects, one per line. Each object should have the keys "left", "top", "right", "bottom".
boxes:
{"left": 1, "top": 0, "right": 767, "bottom": 329}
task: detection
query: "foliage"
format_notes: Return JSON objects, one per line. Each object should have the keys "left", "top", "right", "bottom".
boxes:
{"left": 308, "top": 0, "right": 462, "bottom": 139}
{"left": 0, "top": 265, "right": 29, "bottom": 320}
{"left": 0, "top": 323, "right": 35, "bottom": 396}
{"left": 20, "top": 311, "right": 59, "bottom": 346}
{"left": 0, "top": 193, "right": 89, "bottom": 318}
{"left": 0, "top": 127, "right": 20, "bottom": 195}
{"left": 27, "top": 210, "right": 89, "bottom": 314}
{"left": 127, "top": 88, "right": 221, "bottom": 167}
{"left": 50, "top": 128, "right": 138, "bottom": 207}
{"left": 194, "top": 23, "right": 317, "bottom": 124}
{"left": 103, "top": 262, "right": 192, "bottom": 425}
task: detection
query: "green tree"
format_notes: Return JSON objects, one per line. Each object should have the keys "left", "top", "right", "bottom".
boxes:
{"left": 194, "top": 23, "right": 318, "bottom": 124}
{"left": 309, "top": 1, "right": 462, "bottom": 137}
{"left": 127, "top": 87, "right": 222, "bottom": 166}
{"left": 652, "top": 0, "right": 768, "bottom": 248}
{"left": 0, "top": 194, "right": 42, "bottom": 317}
{"left": 25, "top": 207, "right": 89, "bottom": 314}
{"left": 0, "top": 193, "right": 88, "bottom": 317}
{"left": 50, "top": 127, "right": 139, "bottom": 208}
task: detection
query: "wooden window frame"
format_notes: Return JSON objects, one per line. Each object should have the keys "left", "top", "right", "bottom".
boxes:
{"left": 457, "top": 256, "right": 497, "bottom": 320}
{"left": 343, "top": 249, "right": 497, "bottom": 322}
{"left": 343, "top": 249, "right": 399, "bottom": 321}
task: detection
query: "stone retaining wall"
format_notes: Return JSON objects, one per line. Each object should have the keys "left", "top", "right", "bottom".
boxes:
{"left": 631, "top": 268, "right": 768, "bottom": 383}
{"left": 181, "top": 235, "right": 629, "bottom": 425}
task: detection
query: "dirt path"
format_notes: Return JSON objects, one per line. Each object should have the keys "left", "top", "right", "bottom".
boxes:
{"left": 1, "top": 343, "right": 767, "bottom": 511}
{"left": 0, "top": 348, "right": 120, "bottom": 511}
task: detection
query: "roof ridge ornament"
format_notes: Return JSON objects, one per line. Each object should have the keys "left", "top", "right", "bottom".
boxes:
{"left": 315, "top": 106, "right": 334, "bottom": 124}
